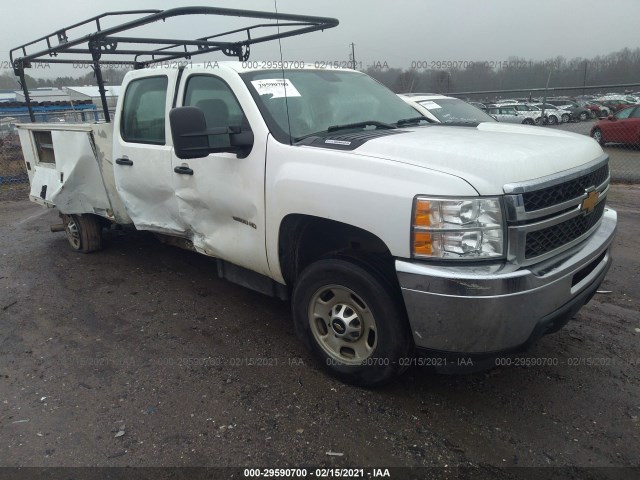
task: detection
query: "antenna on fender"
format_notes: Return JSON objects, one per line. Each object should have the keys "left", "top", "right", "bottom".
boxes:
{"left": 274, "top": 0, "right": 293, "bottom": 145}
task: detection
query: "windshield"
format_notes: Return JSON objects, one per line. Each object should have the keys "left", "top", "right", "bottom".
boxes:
{"left": 416, "top": 98, "right": 496, "bottom": 124}
{"left": 241, "top": 69, "right": 421, "bottom": 142}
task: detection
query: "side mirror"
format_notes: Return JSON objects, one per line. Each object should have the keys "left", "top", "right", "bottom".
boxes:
{"left": 170, "top": 107, "right": 212, "bottom": 159}
{"left": 169, "top": 106, "right": 254, "bottom": 160}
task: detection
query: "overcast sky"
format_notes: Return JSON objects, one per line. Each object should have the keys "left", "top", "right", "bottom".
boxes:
{"left": 2, "top": 0, "right": 640, "bottom": 79}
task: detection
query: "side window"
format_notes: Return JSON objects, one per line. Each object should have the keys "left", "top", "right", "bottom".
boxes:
{"left": 121, "top": 76, "right": 168, "bottom": 144}
{"left": 183, "top": 75, "right": 249, "bottom": 149}
{"left": 616, "top": 107, "right": 633, "bottom": 120}
{"left": 630, "top": 107, "right": 640, "bottom": 119}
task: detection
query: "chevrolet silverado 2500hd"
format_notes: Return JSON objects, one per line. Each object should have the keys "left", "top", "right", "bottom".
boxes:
{"left": 12, "top": 8, "right": 616, "bottom": 386}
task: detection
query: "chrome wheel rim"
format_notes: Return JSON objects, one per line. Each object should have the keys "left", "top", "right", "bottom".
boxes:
{"left": 309, "top": 284, "right": 377, "bottom": 365}
{"left": 593, "top": 130, "right": 602, "bottom": 143}
{"left": 65, "top": 217, "right": 81, "bottom": 249}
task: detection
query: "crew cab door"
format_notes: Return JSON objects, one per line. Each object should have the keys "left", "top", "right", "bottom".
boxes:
{"left": 113, "top": 73, "right": 187, "bottom": 235}
{"left": 170, "top": 71, "right": 270, "bottom": 276}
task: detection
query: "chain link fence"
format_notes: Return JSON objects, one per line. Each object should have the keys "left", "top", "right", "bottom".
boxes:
{"left": 547, "top": 119, "right": 640, "bottom": 183}
{"left": 0, "top": 125, "right": 28, "bottom": 201}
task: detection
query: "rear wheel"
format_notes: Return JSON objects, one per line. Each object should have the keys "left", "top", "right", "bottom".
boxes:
{"left": 561, "top": 113, "right": 571, "bottom": 123}
{"left": 522, "top": 118, "right": 535, "bottom": 125}
{"left": 591, "top": 128, "right": 605, "bottom": 146}
{"left": 547, "top": 115, "right": 558, "bottom": 125}
{"left": 292, "top": 258, "right": 412, "bottom": 386}
{"left": 579, "top": 111, "right": 589, "bottom": 121}
{"left": 63, "top": 214, "right": 103, "bottom": 253}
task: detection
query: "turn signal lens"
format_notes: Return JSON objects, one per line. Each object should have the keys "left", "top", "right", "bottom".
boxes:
{"left": 414, "top": 199, "right": 432, "bottom": 227}
{"left": 413, "top": 231, "right": 433, "bottom": 256}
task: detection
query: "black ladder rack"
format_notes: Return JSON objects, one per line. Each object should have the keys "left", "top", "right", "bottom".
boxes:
{"left": 10, "top": 6, "right": 339, "bottom": 123}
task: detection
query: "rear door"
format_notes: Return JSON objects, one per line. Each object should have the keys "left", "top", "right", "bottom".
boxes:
{"left": 113, "top": 73, "right": 187, "bottom": 234}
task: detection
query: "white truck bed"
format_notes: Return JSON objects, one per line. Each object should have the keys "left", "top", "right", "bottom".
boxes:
{"left": 17, "top": 122, "right": 131, "bottom": 224}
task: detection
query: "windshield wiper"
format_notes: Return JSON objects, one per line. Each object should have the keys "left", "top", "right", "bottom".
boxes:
{"left": 293, "top": 120, "right": 397, "bottom": 143}
{"left": 396, "top": 116, "right": 433, "bottom": 126}
{"left": 327, "top": 120, "right": 397, "bottom": 132}
{"left": 440, "top": 121, "right": 481, "bottom": 127}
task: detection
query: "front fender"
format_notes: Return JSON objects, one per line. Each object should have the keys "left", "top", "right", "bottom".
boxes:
{"left": 264, "top": 136, "right": 478, "bottom": 283}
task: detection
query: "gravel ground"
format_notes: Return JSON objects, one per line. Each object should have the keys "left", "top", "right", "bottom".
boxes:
{"left": 0, "top": 185, "right": 639, "bottom": 478}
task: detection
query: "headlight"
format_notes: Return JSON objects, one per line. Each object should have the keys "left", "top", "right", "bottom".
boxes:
{"left": 412, "top": 196, "right": 505, "bottom": 260}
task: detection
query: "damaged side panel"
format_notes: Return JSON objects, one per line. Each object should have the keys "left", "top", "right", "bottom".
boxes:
{"left": 90, "top": 124, "right": 132, "bottom": 225}
{"left": 16, "top": 124, "right": 121, "bottom": 222}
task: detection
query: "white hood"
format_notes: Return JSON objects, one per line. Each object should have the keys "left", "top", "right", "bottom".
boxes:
{"left": 354, "top": 122, "right": 604, "bottom": 195}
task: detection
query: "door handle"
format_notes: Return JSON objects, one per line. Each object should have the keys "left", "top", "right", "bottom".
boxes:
{"left": 174, "top": 165, "right": 194, "bottom": 175}
{"left": 115, "top": 158, "right": 134, "bottom": 166}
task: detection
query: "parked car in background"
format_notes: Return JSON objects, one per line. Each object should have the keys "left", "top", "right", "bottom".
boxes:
{"left": 546, "top": 99, "right": 591, "bottom": 121}
{"left": 485, "top": 105, "right": 536, "bottom": 125}
{"left": 586, "top": 101, "right": 610, "bottom": 118}
{"left": 590, "top": 105, "right": 640, "bottom": 146}
{"left": 500, "top": 103, "right": 544, "bottom": 125}
{"left": 576, "top": 100, "right": 602, "bottom": 119}
{"left": 469, "top": 101, "right": 487, "bottom": 111}
{"left": 399, "top": 94, "right": 496, "bottom": 125}
{"left": 533, "top": 103, "right": 569, "bottom": 125}
{"left": 598, "top": 98, "right": 637, "bottom": 113}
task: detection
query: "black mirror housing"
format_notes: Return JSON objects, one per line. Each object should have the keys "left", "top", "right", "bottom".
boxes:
{"left": 170, "top": 106, "right": 254, "bottom": 159}
{"left": 170, "top": 107, "right": 211, "bottom": 159}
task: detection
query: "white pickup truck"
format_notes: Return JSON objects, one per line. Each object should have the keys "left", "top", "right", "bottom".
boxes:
{"left": 13, "top": 9, "right": 616, "bottom": 386}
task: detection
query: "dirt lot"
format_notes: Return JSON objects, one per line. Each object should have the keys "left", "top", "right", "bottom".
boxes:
{"left": 0, "top": 185, "right": 639, "bottom": 477}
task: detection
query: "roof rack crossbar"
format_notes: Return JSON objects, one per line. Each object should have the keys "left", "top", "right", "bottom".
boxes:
{"left": 10, "top": 6, "right": 338, "bottom": 122}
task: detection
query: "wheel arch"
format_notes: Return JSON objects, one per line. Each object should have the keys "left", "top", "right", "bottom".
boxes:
{"left": 277, "top": 213, "right": 398, "bottom": 289}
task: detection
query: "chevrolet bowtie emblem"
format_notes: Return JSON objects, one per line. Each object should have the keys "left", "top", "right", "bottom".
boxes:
{"left": 581, "top": 189, "right": 599, "bottom": 214}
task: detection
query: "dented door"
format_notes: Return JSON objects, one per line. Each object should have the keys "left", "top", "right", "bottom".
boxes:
{"left": 113, "top": 73, "right": 187, "bottom": 235}
{"left": 170, "top": 71, "right": 270, "bottom": 276}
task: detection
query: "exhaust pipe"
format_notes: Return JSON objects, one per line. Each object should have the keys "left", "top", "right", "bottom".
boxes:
{"left": 50, "top": 224, "right": 65, "bottom": 232}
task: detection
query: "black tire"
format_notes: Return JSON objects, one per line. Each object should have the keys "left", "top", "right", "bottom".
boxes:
{"left": 522, "top": 118, "right": 535, "bottom": 125}
{"left": 591, "top": 128, "right": 605, "bottom": 146}
{"left": 561, "top": 113, "right": 571, "bottom": 123}
{"left": 548, "top": 115, "right": 558, "bottom": 125}
{"left": 579, "top": 111, "right": 589, "bottom": 121}
{"left": 292, "top": 257, "right": 412, "bottom": 387}
{"left": 63, "top": 214, "right": 103, "bottom": 253}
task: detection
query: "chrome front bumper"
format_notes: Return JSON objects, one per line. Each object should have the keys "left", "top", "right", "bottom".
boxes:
{"left": 396, "top": 208, "right": 617, "bottom": 354}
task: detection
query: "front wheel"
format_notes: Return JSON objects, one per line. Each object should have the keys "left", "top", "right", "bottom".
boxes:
{"left": 579, "top": 111, "right": 589, "bottom": 121}
{"left": 548, "top": 115, "right": 558, "bottom": 125}
{"left": 561, "top": 113, "right": 571, "bottom": 123}
{"left": 591, "top": 128, "right": 605, "bottom": 146}
{"left": 522, "top": 118, "right": 535, "bottom": 125}
{"left": 63, "top": 214, "right": 103, "bottom": 253}
{"left": 292, "top": 258, "right": 412, "bottom": 386}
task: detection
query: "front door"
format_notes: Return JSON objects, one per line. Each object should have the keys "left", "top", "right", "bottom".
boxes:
{"left": 170, "top": 72, "right": 270, "bottom": 276}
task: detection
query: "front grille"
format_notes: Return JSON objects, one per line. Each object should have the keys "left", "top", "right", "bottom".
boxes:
{"left": 522, "top": 164, "right": 609, "bottom": 211}
{"left": 524, "top": 200, "right": 606, "bottom": 259}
